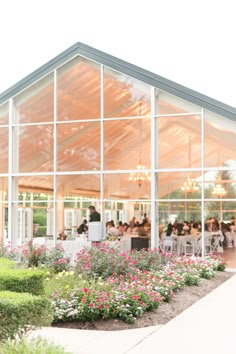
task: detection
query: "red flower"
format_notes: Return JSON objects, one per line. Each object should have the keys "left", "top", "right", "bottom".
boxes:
{"left": 132, "top": 295, "right": 139, "bottom": 300}
{"left": 83, "top": 288, "right": 89, "bottom": 293}
{"left": 89, "top": 302, "right": 94, "bottom": 308}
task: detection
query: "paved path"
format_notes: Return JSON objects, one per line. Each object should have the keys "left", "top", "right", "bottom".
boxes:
{"left": 30, "top": 274, "right": 236, "bottom": 354}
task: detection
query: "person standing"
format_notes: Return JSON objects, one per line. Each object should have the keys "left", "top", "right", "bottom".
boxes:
{"left": 88, "top": 205, "right": 101, "bottom": 222}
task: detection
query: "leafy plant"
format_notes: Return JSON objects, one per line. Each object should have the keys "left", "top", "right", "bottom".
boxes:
{"left": 0, "top": 337, "right": 71, "bottom": 354}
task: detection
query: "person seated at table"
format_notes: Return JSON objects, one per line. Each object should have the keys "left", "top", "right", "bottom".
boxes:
{"left": 77, "top": 219, "right": 88, "bottom": 235}
{"left": 176, "top": 222, "right": 183, "bottom": 236}
{"left": 230, "top": 219, "right": 236, "bottom": 247}
{"left": 190, "top": 222, "right": 200, "bottom": 237}
{"left": 211, "top": 217, "right": 220, "bottom": 232}
{"left": 221, "top": 222, "right": 232, "bottom": 248}
{"left": 166, "top": 223, "right": 173, "bottom": 236}
{"left": 123, "top": 222, "right": 129, "bottom": 232}
{"left": 183, "top": 221, "right": 190, "bottom": 235}
{"left": 117, "top": 221, "right": 125, "bottom": 236}
{"left": 106, "top": 222, "right": 120, "bottom": 240}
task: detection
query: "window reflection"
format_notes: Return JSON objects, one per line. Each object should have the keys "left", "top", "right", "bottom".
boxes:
{"left": 0, "top": 103, "right": 8, "bottom": 125}
{"left": 104, "top": 68, "right": 150, "bottom": 118}
{"left": 205, "top": 111, "right": 236, "bottom": 168}
{"left": 57, "top": 56, "right": 101, "bottom": 120}
{"left": 0, "top": 128, "right": 8, "bottom": 172}
{"left": 13, "top": 125, "right": 53, "bottom": 173}
{"left": 57, "top": 122, "right": 100, "bottom": 171}
{"left": 157, "top": 115, "right": 201, "bottom": 169}
{"left": 155, "top": 90, "right": 201, "bottom": 115}
{"left": 14, "top": 74, "right": 54, "bottom": 124}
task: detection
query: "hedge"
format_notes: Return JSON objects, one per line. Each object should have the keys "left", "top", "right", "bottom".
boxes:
{"left": 0, "top": 269, "right": 45, "bottom": 295}
{"left": 0, "top": 258, "right": 16, "bottom": 270}
{"left": 0, "top": 291, "right": 53, "bottom": 341}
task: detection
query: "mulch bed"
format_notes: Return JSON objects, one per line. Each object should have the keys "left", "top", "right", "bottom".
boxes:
{"left": 52, "top": 271, "right": 234, "bottom": 331}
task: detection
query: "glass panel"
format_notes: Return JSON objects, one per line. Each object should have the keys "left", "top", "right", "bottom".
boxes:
{"left": 157, "top": 172, "right": 201, "bottom": 199}
{"left": 56, "top": 201, "right": 101, "bottom": 239}
{"left": 104, "top": 173, "right": 150, "bottom": 200}
{"left": 14, "top": 74, "right": 54, "bottom": 124}
{"left": 157, "top": 115, "right": 201, "bottom": 168}
{"left": 13, "top": 125, "right": 53, "bottom": 173}
{"left": 103, "top": 200, "right": 151, "bottom": 231}
{"left": 204, "top": 170, "right": 236, "bottom": 199}
{"left": 158, "top": 201, "right": 201, "bottom": 226}
{"left": 57, "top": 56, "right": 101, "bottom": 121}
{"left": 155, "top": 90, "right": 201, "bottom": 115}
{"left": 205, "top": 201, "right": 236, "bottom": 223}
{"left": 0, "top": 202, "right": 8, "bottom": 241}
{"left": 104, "top": 68, "right": 150, "bottom": 118}
{"left": 205, "top": 111, "right": 236, "bottom": 168}
{"left": 104, "top": 118, "right": 150, "bottom": 170}
{"left": 57, "top": 122, "right": 100, "bottom": 171}
{"left": 14, "top": 202, "right": 53, "bottom": 242}
{"left": 0, "top": 178, "right": 8, "bottom": 202}
{"left": 0, "top": 103, "right": 9, "bottom": 125}
{"left": 13, "top": 176, "right": 53, "bottom": 201}
{"left": 57, "top": 174, "right": 100, "bottom": 200}
{"left": 33, "top": 204, "right": 53, "bottom": 237}
{"left": 0, "top": 128, "right": 8, "bottom": 173}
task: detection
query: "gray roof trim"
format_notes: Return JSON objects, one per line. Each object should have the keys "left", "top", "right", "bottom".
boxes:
{"left": 0, "top": 42, "right": 235, "bottom": 121}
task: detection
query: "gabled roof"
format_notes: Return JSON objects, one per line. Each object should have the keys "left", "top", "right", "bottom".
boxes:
{"left": 0, "top": 42, "right": 235, "bottom": 121}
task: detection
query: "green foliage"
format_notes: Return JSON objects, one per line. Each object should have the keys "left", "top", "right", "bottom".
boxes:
{"left": 0, "top": 269, "right": 45, "bottom": 295}
{"left": 0, "top": 337, "right": 71, "bottom": 354}
{"left": 0, "top": 258, "right": 16, "bottom": 270}
{"left": 183, "top": 271, "right": 200, "bottom": 286}
{"left": 0, "top": 291, "right": 53, "bottom": 341}
{"left": 33, "top": 210, "right": 46, "bottom": 226}
{"left": 36, "top": 226, "right": 47, "bottom": 237}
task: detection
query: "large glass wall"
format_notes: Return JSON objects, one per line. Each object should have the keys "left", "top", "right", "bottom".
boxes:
{"left": 0, "top": 53, "right": 235, "bottom": 258}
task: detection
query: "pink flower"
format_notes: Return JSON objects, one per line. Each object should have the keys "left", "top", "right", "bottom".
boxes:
{"left": 132, "top": 295, "right": 139, "bottom": 300}
{"left": 89, "top": 302, "right": 94, "bottom": 308}
{"left": 83, "top": 288, "right": 89, "bottom": 293}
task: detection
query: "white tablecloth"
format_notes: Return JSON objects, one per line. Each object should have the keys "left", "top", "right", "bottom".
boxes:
{"left": 33, "top": 236, "right": 132, "bottom": 261}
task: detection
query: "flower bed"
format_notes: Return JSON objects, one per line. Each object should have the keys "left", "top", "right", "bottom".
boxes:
{"left": 44, "top": 245, "right": 226, "bottom": 324}
{"left": 1, "top": 242, "right": 226, "bottom": 326}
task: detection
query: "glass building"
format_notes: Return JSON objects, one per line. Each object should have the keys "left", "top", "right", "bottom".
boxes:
{"left": 0, "top": 42, "right": 236, "bottom": 255}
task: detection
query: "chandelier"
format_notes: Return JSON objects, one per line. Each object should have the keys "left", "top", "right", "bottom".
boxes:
{"left": 129, "top": 103, "right": 151, "bottom": 188}
{"left": 129, "top": 161, "right": 151, "bottom": 188}
{"left": 212, "top": 169, "right": 226, "bottom": 197}
{"left": 181, "top": 136, "right": 199, "bottom": 193}
{"left": 212, "top": 183, "right": 226, "bottom": 197}
{"left": 181, "top": 175, "right": 199, "bottom": 193}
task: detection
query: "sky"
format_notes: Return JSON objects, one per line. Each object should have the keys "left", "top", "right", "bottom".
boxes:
{"left": 0, "top": 0, "right": 235, "bottom": 108}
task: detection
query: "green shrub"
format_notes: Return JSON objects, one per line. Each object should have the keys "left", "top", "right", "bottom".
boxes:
{"left": 0, "top": 269, "right": 45, "bottom": 295}
{"left": 0, "top": 337, "right": 71, "bottom": 354}
{"left": 0, "top": 258, "right": 16, "bottom": 270}
{"left": 0, "top": 291, "right": 53, "bottom": 341}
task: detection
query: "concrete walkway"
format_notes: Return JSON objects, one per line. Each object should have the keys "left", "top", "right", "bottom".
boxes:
{"left": 30, "top": 274, "right": 236, "bottom": 354}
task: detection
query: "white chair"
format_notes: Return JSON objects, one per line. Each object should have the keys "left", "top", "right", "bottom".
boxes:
{"left": 204, "top": 235, "right": 213, "bottom": 255}
{"left": 163, "top": 237, "right": 174, "bottom": 254}
{"left": 197, "top": 235, "right": 212, "bottom": 256}
{"left": 212, "top": 234, "right": 223, "bottom": 253}
{"left": 183, "top": 236, "right": 195, "bottom": 256}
